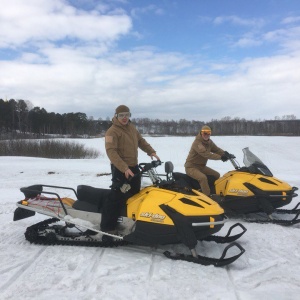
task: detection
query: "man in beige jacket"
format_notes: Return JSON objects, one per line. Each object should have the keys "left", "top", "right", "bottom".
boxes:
{"left": 185, "top": 125, "right": 232, "bottom": 196}
{"left": 101, "top": 105, "right": 160, "bottom": 234}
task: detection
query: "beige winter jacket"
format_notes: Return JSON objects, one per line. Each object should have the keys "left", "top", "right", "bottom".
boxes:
{"left": 105, "top": 117, "right": 156, "bottom": 173}
{"left": 184, "top": 133, "right": 225, "bottom": 169}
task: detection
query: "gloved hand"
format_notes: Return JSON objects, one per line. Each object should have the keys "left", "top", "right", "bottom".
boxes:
{"left": 221, "top": 151, "right": 236, "bottom": 162}
{"left": 221, "top": 154, "right": 229, "bottom": 162}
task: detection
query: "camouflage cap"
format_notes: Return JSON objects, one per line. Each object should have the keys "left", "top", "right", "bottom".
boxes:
{"left": 115, "top": 105, "right": 130, "bottom": 114}
{"left": 201, "top": 125, "right": 211, "bottom": 132}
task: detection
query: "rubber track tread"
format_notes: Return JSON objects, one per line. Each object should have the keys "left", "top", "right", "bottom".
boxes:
{"left": 25, "top": 218, "right": 129, "bottom": 247}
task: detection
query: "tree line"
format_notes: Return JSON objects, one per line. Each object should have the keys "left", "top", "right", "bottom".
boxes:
{"left": 0, "top": 99, "right": 109, "bottom": 138}
{"left": 0, "top": 99, "right": 299, "bottom": 138}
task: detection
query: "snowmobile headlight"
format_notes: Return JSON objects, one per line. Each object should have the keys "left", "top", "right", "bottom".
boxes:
{"left": 21, "top": 200, "right": 29, "bottom": 205}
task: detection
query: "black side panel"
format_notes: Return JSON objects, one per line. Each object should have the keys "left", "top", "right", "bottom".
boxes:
{"left": 13, "top": 207, "right": 35, "bottom": 221}
{"left": 220, "top": 196, "right": 260, "bottom": 214}
{"left": 124, "top": 221, "right": 178, "bottom": 246}
{"left": 124, "top": 208, "right": 224, "bottom": 249}
{"left": 161, "top": 204, "right": 198, "bottom": 249}
{"left": 221, "top": 195, "right": 293, "bottom": 214}
{"left": 72, "top": 201, "right": 99, "bottom": 213}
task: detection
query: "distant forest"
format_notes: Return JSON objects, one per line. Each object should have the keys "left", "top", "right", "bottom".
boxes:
{"left": 1, "top": 99, "right": 299, "bottom": 138}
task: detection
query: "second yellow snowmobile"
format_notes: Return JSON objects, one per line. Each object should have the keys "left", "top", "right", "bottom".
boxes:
{"left": 171, "top": 148, "right": 299, "bottom": 225}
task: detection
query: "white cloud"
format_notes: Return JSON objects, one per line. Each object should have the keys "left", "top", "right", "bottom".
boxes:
{"left": 0, "top": 0, "right": 132, "bottom": 48}
{"left": 281, "top": 16, "right": 300, "bottom": 24}
{"left": 0, "top": 1, "right": 300, "bottom": 122}
{"left": 131, "top": 5, "right": 164, "bottom": 19}
{"left": 213, "top": 15, "right": 265, "bottom": 27}
{"left": 234, "top": 37, "right": 262, "bottom": 48}
{"left": 263, "top": 26, "right": 300, "bottom": 53}
{"left": 3, "top": 46, "right": 300, "bottom": 121}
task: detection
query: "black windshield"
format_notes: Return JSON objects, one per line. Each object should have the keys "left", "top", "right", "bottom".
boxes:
{"left": 242, "top": 147, "right": 273, "bottom": 176}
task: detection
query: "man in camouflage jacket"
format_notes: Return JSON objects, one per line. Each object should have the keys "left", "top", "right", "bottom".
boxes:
{"left": 101, "top": 105, "right": 160, "bottom": 233}
{"left": 184, "top": 125, "right": 229, "bottom": 196}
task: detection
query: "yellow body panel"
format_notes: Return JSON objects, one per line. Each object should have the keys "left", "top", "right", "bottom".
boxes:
{"left": 61, "top": 197, "right": 76, "bottom": 206}
{"left": 126, "top": 186, "right": 224, "bottom": 225}
{"left": 215, "top": 171, "right": 293, "bottom": 197}
{"left": 126, "top": 187, "right": 175, "bottom": 225}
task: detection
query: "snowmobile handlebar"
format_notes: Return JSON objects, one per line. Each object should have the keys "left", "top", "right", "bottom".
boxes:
{"left": 229, "top": 157, "right": 239, "bottom": 170}
{"left": 135, "top": 160, "right": 163, "bottom": 185}
{"left": 138, "top": 160, "right": 162, "bottom": 173}
{"left": 124, "top": 160, "right": 162, "bottom": 183}
{"left": 222, "top": 152, "right": 239, "bottom": 169}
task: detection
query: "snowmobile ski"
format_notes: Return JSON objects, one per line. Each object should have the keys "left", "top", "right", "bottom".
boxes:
{"left": 200, "top": 222, "right": 247, "bottom": 243}
{"left": 274, "top": 202, "right": 300, "bottom": 215}
{"left": 163, "top": 242, "right": 245, "bottom": 267}
{"left": 241, "top": 211, "right": 300, "bottom": 226}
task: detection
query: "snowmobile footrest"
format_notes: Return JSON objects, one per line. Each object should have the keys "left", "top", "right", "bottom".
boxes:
{"left": 201, "top": 223, "right": 247, "bottom": 243}
{"left": 163, "top": 242, "right": 245, "bottom": 267}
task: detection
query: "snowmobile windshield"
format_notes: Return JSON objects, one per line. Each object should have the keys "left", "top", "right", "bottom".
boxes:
{"left": 242, "top": 147, "right": 273, "bottom": 176}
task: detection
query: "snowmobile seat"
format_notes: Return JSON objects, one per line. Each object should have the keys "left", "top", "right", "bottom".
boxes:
{"left": 173, "top": 172, "right": 200, "bottom": 189}
{"left": 164, "top": 163, "right": 216, "bottom": 193}
{"left": 172, "top": 173, "right": 217, "bottom": 194}
{"left": 72, "top": 185, "right": 111, "bottom": 213}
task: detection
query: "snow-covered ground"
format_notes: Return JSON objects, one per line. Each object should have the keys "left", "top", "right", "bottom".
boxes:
{"left": 0, "top": 136, "right": 299, "bottom": 300}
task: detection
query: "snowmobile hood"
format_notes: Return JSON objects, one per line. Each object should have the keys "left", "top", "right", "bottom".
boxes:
{"left": 126, "top": 186, "right": 224, "bottom": 226}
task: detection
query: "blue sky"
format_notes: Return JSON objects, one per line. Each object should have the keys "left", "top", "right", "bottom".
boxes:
{"left": 1, "top": 0, "right": 300, "bottom": 121}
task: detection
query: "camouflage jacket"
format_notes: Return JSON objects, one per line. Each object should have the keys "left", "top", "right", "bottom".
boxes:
{"left": 105, "top": 117, "right": 156, "bottom": 173}
{"left": 184, "top": 133, "right": 224, "bottom": 169}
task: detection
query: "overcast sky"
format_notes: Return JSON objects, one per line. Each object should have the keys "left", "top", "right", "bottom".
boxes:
{"left": 1, "top": 0, "right": 300, "bottom": 122}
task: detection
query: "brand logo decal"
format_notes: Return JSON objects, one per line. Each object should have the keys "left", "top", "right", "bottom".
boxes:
{"left": 140, "top": 212, "right": 166, "bottom": 222}
{"left": 228, "top": 189, "right": 249, "bottom": 196}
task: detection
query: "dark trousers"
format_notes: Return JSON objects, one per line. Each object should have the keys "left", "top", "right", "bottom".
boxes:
{"left": 100, "top": 164, "right": 141, "bottom": 231}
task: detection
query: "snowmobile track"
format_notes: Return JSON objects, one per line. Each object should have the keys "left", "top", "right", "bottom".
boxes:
{"left": 24, "top": 218, "right": 245, "bottom": 267}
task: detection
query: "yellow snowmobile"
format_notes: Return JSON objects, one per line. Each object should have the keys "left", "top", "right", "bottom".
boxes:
{"left": 172, "top": 148, "right": 299, "bottom": 225}
{"left": 14, "top": 161, "right": 246, "bottom": 267}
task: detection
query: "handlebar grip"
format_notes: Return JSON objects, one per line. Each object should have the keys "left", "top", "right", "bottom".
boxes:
{"left": 151, "top": 160, "right": 162, "bottom": 168}
{"left": 139, "top": 160, "right": 162, "bottom": 172}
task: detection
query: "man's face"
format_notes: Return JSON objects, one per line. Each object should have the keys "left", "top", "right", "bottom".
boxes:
{"left": 117, "top": 112, "right": 131, "bottom": 125}
{"left": 201, "top": 130, "right": 211, "bottom": 141}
